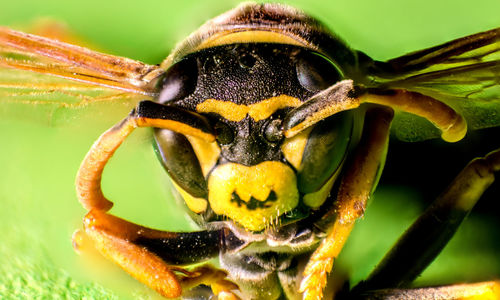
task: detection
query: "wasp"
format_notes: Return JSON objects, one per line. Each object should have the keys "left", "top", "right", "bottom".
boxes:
{"left": 0, "top": 2, "right": 499, "bottom": 299}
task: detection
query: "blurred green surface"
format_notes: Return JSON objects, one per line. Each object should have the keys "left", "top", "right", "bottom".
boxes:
{"left": 0, "top": 0, "right": 499, "bottom": 299}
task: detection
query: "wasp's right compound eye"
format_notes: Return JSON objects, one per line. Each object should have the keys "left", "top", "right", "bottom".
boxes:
{"left": 158, "top": 57, "right": 198, "bottom": 103}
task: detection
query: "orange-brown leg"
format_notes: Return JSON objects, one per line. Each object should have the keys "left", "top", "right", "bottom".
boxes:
{"left": 352, "top": 147, "right": 500, "bottom": 293}
{"left": 77, "top": 210, "right": 237, "bottom": 298}
{"left": 74, "top": 101, "right": 239, "bottom": 298}
{"left": 81, "top": 211, "right": 184, "bottom": 298}
{"left": 300, "top": 106, "right": 394, "bottom": 300}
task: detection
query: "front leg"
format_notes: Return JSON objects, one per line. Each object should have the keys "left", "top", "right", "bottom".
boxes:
{"left": 79, "top": 210, "right": 235, "bottom": 298}
{"left": 352, "top": 147, "right": 500, "bottom": 292}
{"left": 74, "top": 101, "right": 239, "bottom": 298}
{"left": 76, "top": 100, "right": 215, "bottom": 212}
{"left": 300, "top": 106, "right": 394, "bottom": 300}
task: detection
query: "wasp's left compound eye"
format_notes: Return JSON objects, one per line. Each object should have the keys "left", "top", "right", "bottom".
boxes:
{"left": 158, "top": 57, "right": 198, "bottom": 103}
{"left": 296, "top": 51, "right": 342, "bottom": 93}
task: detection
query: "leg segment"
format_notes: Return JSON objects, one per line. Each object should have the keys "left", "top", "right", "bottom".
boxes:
{"left": 299, "top": 106, "right": 394, "bottom": 300}
{"left": 74, "top": 101, "right": 241, "bottom": 298}
{"left": 76, "top": 100, "right": 215, "bottom": 211}
{"left": 79, "top": 210, "right": 235, "bottom": 298}
{"left": 353, "top": 147, "right": 500, "bottom": 292}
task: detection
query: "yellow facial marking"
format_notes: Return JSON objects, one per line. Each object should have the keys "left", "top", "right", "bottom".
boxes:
{"left": 171, "top": 181, "right": 208, "bottom": 214}
{"left": 197, "top": 30, "right": 305, "bottom": 52}
{"left": 249, "top": 96, "right": 302, "bottom": 121}
{"left": 185, "top": 135, "right": 221, "bottom": 177}
{"left": 196, "top": 95, "right": 302, "bottom": 122}
{"left": 281, "top": 127, "right": 312, "bottom": 170}
{"left": 197, "top": 99, "right": 248, "bottom": 121}
{"left": 207, "top": 161, "right": 298, "bottom": 231}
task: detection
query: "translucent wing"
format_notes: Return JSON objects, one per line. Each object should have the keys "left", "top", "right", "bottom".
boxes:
{"left": 366, "top": 28, "right": 500, "bottom": 141}
{"left": 0, "top": 27, "right": 165, "bottom": 128}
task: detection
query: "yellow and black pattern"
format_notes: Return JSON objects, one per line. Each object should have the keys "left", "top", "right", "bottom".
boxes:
{"left": 57, "top": 2, "right": 499, "bottom": 300}
{"left": 154, "top": 41, "right": 352, "bottom": 231}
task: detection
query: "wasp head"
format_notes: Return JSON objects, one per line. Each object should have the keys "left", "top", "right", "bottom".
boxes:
{"left": 154, "top": 41, "right": 354, "bottom": 232}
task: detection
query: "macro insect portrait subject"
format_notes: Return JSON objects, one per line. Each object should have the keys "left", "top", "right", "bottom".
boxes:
{"left": 0, "top": 1, "right": 499, "bottom": 299}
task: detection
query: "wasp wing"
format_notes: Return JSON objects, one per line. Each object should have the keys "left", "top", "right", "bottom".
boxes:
{"left": 366, "top": 28, "right": 499, "bottom": 141}
{"left": 0, "top": 27, "right": 164, "bottom": 127}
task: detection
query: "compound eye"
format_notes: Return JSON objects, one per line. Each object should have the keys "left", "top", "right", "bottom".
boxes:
{"left": 158, "top": 57, "right": 198, "bottom": 103}
{"left": 263, "top": 119, "right": 284, "bottom": 143}
{"left": 296, "top": 51, "right": 342, "bottom": 93}
{"left": 215, "top": 121, "right": 234, "bottom": 145}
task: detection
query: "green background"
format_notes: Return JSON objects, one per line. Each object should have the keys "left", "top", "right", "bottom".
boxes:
{"left": 0, "top": 0, "right": 499, "bottom": 299}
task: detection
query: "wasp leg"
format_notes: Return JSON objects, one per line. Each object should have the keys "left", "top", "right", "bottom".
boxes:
{"left": 76, "top": 100, "right": 214, "bottom": 211}
{"left": 182, "top": 285, "right": 242, "bottom": 300}
{"left": 352, "top": 147, "right": 500, "bottom": 293}
{"left": 350, "top": 280, "right": 500, "bottom": 299}
{"left": 300, "top": 106, "right": 394, "bottom": 300}
{"left": 73, "top": 101, "right": 239, "bottom": 298}
{"left": 78, "top": 210, "right": 238, "bottom": 298}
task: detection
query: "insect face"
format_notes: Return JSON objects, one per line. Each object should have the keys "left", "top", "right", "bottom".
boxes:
{"left": 154, "top": 43, "right": 353, "bottom": 231}
{"left": 4, "top": 2, "right": 498, "bottom": 299}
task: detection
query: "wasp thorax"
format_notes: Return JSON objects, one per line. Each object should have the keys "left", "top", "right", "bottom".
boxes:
{"left": 207, "top": 161, "right": 299, "bottom": 231}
